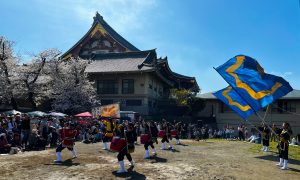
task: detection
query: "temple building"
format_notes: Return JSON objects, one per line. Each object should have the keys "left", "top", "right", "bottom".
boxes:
{"left": 61, "top": 12, "right": 199, "bottom": 115}
{"left": 198, "top": 90, "right": 300, "bottom": 135}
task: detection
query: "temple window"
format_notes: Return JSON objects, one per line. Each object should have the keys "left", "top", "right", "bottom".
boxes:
{"left": 126, "top": 100, "right": 142, "bottom": 106}
{"left": 97, "top": 80, "right": 118, "bottom": 94}
{"left": 122, "top": 79, "right": 134, "bottom": 94}
{"left": 101, "top": 99, "right": 114, "bottom": 105}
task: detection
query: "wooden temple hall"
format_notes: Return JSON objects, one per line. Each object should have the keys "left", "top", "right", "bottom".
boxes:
{"left": 61, "top": 12, "right": 199, "bottom": 115}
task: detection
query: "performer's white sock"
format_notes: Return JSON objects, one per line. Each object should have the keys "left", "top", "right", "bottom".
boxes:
{"left": 71, "top": 149, "right": 77, "bottom": 158}
{"left": 144, "top": 150, "right": 150, "bottom": 158}
{"left": 117, "top": 161, "right": 127, "bottom": 173}
{"left": 102, "top": 142, "right": 107, "bottom": 150}
{"left": 276, "top": 158, "right": 283, "bottom": 166}
{"left": 168, "top": 143, "right": 172, "bottom": 148}
{"left": 129, "top": 160, "right": 135, "bottom": 167}
{"left": 281, "top": 159, "right": 288, "bottom": 170}
{"left": 55, "top": 152, "right": 61, "bottom": 162}
{"left": 152, "top": 148, "right": 157, "bottom": 154}
{"left": 161, "top": 143, "right": 165, "bottom": 150}
{"left": 264, "top": 146, "right": 269, "bottom": 152}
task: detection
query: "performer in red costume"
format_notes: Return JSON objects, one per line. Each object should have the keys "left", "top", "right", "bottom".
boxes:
{"left": 54, "top": 122, "right": 77, "bottom": 163}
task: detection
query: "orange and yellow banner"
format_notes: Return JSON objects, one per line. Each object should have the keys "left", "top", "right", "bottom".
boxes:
{"left": 96, "top": 103, "right": 120, "bottom": 118}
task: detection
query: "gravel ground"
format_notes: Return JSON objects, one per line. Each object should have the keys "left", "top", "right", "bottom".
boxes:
{"left": 0, "top": 139, "right": 299, "bottom": 180}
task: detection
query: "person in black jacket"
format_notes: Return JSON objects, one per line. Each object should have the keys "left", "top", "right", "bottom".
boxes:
{"left": 161, "top": 121, "right": 172, "bottom": 150}
{"left": 276, "top": 122, "right": 292, "bottom": 170}
{"left": 174, "top": 122, "right": 183, "bottom": 145}
{"left": 116, "top": 123, "right": 135, "bottom": 173}
{"left": 259, "top": 123, "right": 271, "bottom": 152}
{"left": 21, "top": 115, "right": 31, "bottom": 149}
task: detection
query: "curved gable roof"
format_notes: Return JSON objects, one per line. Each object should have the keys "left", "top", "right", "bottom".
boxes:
{"left": 61, "top": 12, "right": 139, "bottom": 59}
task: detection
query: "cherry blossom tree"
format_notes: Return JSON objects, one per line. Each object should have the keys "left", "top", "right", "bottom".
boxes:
{"left": 0, "top": 37, "right": 20, "bottom": 109}
{"left": 18, "top": 49, "right": 61, "bottom": 110}
{"left": 49, "top": 57, "right": 100, "bottom": 114}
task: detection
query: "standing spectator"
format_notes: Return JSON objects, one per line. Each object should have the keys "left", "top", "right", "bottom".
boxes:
{"left": 188, "top": 123, "right": 193, "bottom": 139}
{"left": 7, "top": 117, "right": 15, "bottom": 132}
{"left": 208, "top": 128, "right": 213, "bottom": 138}
{"left": 244, "top": 127, "right": 249, "bottom": 140}
{"left": 49, "top": 126, "right": 58, "bottom": 147}
{"left": 21, "top": 115, "right": 31, "bottom": 149}
{"left": 259, "top": 123, "right": 271, "bottom": 152}
{"left": 225, "top": 127, "right": 230, "bottom": 140}
{"left": 238, "top": 125, "right": 245, "bottom": 141}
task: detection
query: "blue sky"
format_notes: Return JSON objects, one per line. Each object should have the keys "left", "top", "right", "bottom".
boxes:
{"left": 1, "top": 0, "right": 299, "bottom": 93}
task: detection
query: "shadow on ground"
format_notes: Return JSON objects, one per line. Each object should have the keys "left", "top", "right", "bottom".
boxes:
{"left": 170, "top": 148, "right": 180, "bottom": 153}
{"left": 176, "top": 143, "right": 188, "bottom": 146}
{"left": 44, "top": 158, "right": 80, "bottom": 166}
{"left": 149, "top": 156, "right": 168, "bottom": 163}
{"left": 112, "top": 170, "right": 146, "bottom": 180}
{"left": 255, "top": 154, "right": 300, "bottom": 167}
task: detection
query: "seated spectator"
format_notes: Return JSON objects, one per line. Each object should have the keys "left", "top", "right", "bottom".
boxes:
{"left": 194, "top": 129, "right": 200, "bottom": 141}
{"left": 217, "top": 130, "right": 223, "bottom": 138}
{"left": 11, "top": 133, "right": 22, "bottom": 149}
{"left": 0, "top": 133, "right": 11, "bottom": 154}
{"left": 28, "top": 129, "right": 39, "bottom": 150}
{"left": 82, "top": 128, "right": 91, "bottom": 144}
{"left": 291, "top": 137, "right": 298, "bottom": 145}
{"left": 0, "top": 123, "right": 8, "bottom": 135}
{"left": 247, "top": 134, "right": 259, "bottom": 143}
{"left": 35, "top": 134, "right": 47, "bottom": 150}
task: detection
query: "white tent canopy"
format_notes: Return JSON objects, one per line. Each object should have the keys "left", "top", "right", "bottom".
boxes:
{"left": 4, "top": 110, "right": 22, "bottom": 115}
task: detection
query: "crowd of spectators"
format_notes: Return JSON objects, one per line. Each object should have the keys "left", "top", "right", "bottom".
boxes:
{"left": 1, "top": 113, "right": 298, "bottom": 155}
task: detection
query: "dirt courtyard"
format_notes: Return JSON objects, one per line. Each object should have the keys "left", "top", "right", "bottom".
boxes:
{"left": 0, "top": 139, "right": 299, "bottom": 180}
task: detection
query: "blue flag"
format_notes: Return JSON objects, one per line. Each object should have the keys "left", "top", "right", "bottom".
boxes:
{"left": 213, "top": 86, "right": 255, "bottom": 120}
{"left": 215, "top": 55, "right": 293, "bottom": 111}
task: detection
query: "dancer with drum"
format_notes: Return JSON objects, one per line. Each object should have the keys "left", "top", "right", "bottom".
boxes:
{"left": 112, "top": 123, "right": 135, "bottom": 173}
{"left": 160, "top": 120, "right": 172, "bottom": 150}
{"left": 143, "top": 121, "right": 159, "bottom": 159}
{"left": 54, "top": 122, "right": 77, "bottom": 163}
{"left": 174, "top": 122, "right": 183, "bottom": 145}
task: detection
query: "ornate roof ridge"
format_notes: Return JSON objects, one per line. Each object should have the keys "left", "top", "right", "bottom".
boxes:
{"left": 89, "top": 49, "right": 156, "bottom": 60}
{"left": 61, "top": 12, "right": 139, "bottom": 59}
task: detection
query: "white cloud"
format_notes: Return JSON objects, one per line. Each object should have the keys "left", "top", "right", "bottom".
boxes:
{"left": 283, "top": 71, "right": 293, "bottom": 76}
{"left": 68, "top": 0, "right": 158, "bottom": 33}
{"left": 32, "top": 0, "right": 157, "bottom": 33}
{"left": 269, "top": 71, "right": 293, "bottom": 78}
